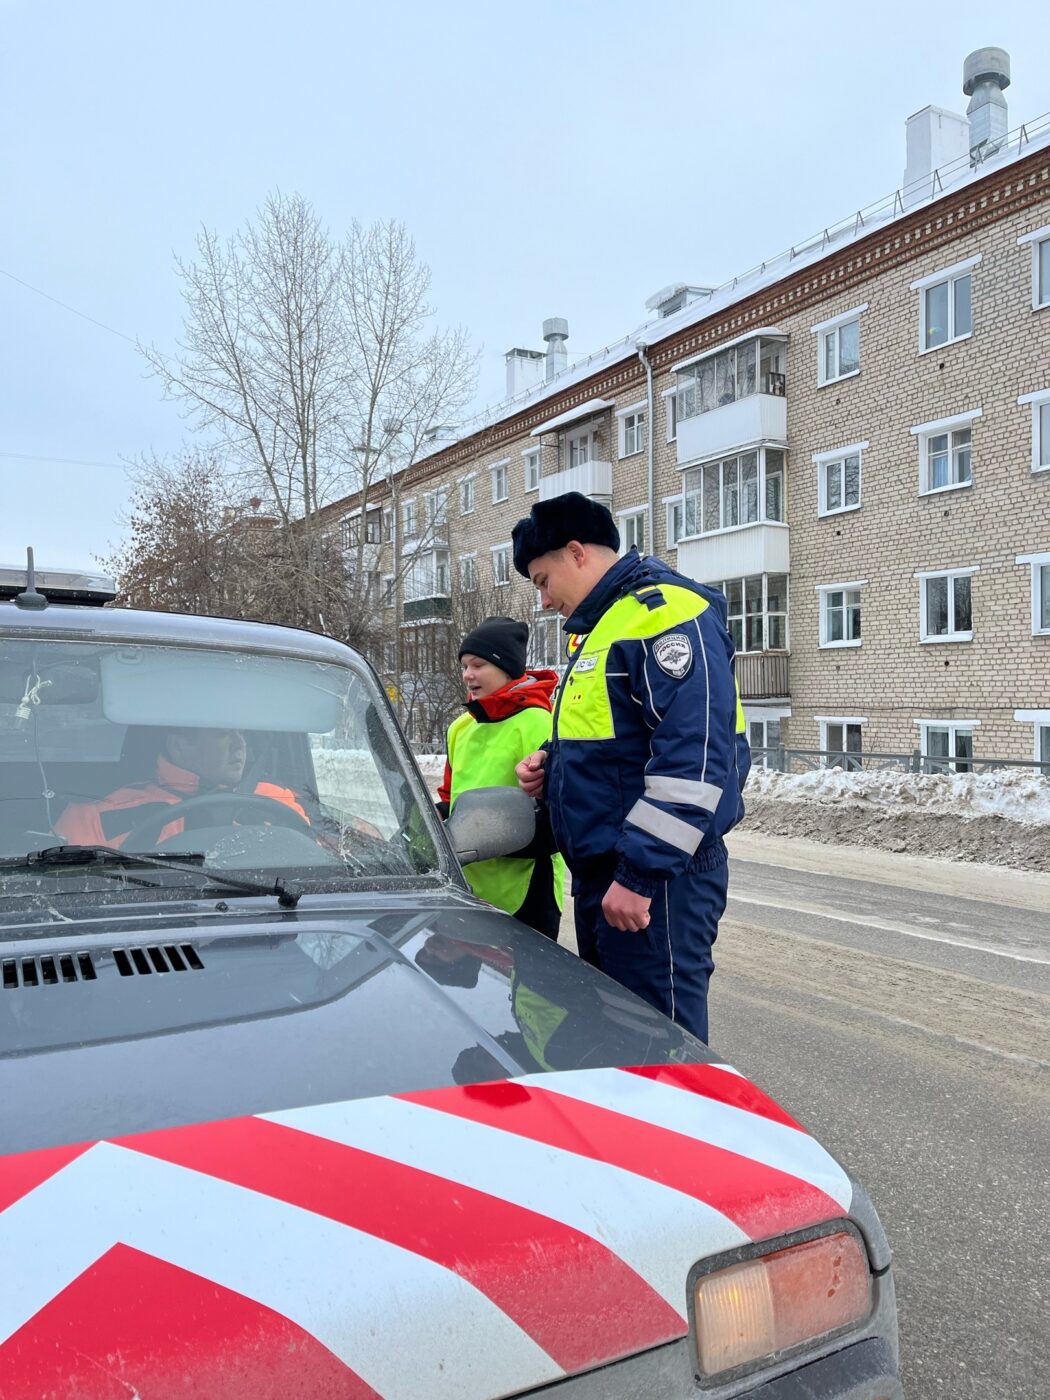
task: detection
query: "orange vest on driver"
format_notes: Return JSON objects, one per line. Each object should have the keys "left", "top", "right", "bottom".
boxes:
{"left": 54, "top": 754, "right": 308, "bottom": 849}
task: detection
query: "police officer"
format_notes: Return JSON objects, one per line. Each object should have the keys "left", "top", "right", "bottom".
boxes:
{"left": 512, "top": 492, "right": 750, "bottom": 1044}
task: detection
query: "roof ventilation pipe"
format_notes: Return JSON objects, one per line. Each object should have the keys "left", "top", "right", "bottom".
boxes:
{"left": 963, "top": 47, "right": 1010, "bottom": 163}
{"left": 543, "top": 318, "right": 569, "bottom": 382}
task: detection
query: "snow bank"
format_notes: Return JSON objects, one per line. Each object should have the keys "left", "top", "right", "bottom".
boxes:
{"left": 744, "top": 766, "right": 1050, "bottom": 826}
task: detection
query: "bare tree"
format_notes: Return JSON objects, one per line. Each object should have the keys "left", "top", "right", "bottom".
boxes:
{"left": 140, "top": 195, "right": 477, "bottom": 640}
{"left": 396, "top": 578, "right": 537, "bottom": 752}
{"left": 101, "top": 452, "right": 367, "bottom": 642}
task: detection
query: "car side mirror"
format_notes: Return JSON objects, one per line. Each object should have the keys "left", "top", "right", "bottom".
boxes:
{"left": 446, "top": 787, "right": 537, "bottom": 865}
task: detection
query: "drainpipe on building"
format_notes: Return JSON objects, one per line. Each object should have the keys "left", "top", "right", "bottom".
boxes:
{"left": 637, "top": 342, "right": 655, "bottom": 555}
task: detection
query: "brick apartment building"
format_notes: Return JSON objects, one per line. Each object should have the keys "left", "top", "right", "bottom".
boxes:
{"left": 330, "top": 51, "right": 1050, "bottom": 770}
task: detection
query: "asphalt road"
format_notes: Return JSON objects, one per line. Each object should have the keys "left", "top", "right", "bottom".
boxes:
{"left": 709, "top": 833, "right": 1050, "bottom": 1400}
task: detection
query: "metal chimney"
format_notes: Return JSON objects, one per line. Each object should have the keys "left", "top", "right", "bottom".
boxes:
{"left": 963, "top": 48, "right": 1010, "bottom": 162}
{"left": 542, "top": 318, "right": 569, "bottom": 382}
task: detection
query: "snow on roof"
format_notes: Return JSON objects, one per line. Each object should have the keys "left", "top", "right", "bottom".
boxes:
{"left": 528, "top": 397, "right": 616, "bottom": 436}
{"left": 414, "top": 113, "right": 1050, "bottom": 467}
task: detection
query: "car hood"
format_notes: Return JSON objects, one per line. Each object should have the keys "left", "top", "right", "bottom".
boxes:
{"left": 0, "top": 892, "right": 854, "bottom": 1397}
{"left": 0, "top": 1062, "right": 853, "bottom": 1400}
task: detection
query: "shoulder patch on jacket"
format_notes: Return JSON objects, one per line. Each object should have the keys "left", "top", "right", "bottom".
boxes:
{"left": 652, "top": 631, "right": 693, "bottom": 678}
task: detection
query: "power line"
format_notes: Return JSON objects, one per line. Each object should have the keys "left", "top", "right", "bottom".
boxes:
{"left": 0, "top": 267, "right": 140, "bottom": 347}
{"left": 0, "top": 451, "right": 130, "bottom": 472}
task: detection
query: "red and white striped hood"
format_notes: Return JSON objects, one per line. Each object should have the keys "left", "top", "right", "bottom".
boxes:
{"left": 0, "top": 1061, "right": 852, "bottom": 1400}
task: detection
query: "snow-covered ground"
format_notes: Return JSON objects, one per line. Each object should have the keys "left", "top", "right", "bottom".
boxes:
{"left": 744, "top": 766, "right": 1050, "bottom": 826}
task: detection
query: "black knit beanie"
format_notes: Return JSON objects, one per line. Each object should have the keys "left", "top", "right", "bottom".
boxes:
{"left": 458, "top": 616, "right": 528, "bottom": 679}
{"left": 512, "top": 491, "right": 620, "bottom": 577}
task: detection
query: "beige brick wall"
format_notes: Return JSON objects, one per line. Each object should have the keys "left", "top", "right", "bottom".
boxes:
{"left": 360, "top": 176, "right": 1050, "bottom": 765}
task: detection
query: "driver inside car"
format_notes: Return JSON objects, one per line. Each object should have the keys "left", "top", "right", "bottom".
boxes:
{"left": 53, "top": 727, "right": 309, "bottom": 849}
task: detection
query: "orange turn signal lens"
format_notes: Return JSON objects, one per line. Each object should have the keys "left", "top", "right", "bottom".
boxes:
{"left": 694, "top": 1230, "right": 871, "bottom": 1378}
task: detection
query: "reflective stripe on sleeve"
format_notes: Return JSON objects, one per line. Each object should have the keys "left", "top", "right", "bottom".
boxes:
{"left": 624, "top": 799, "right": 702, "bottom": 856}
{"left": 643, "top": 775, "right": 722, "bottom": 812}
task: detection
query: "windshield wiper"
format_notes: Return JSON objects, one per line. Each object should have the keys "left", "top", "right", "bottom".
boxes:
{"left": 0, "top": 846, "right": 302, "bottom": 909}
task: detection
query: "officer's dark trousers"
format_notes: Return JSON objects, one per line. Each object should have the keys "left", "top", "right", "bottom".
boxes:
{"left": 572, "top": 843, "right": 729, "bottom": 1044}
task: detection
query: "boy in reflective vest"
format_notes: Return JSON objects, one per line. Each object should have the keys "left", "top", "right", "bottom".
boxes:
{"left": 512, "top": 493, "right": 750, "bottom": 1042}
{"left": 437, "top": 617, "right": 566, "bottom": 937}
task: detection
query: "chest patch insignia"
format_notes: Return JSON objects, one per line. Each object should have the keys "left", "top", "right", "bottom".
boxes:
{"left": 653, "top": 632, "right": 693, "bottom": 679}
{"left": 574, "top": 656, "right": 598, "bottom": 673}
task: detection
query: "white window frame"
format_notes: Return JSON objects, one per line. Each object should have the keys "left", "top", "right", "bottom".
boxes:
{"left": 1017, "top": 389, "right": 1050, "bottom": 473}
{"left": 401, "top": 498, "right": 417, "bottom": 538}
{"left": 459, "top": 473, "right": 476, "bottom": 516}
{"left": 813, "top": 441, "right": 867, "bottom": 517}
{"left": 491, "top": 542, "right": 511, "bottom": 587}
{"left": 1016, "top": 551, "right": 1050, "bottom": 636}
{"left": 663, "top": 493, "right": 684, "bottom": 547}
{"left": 1014, "top": 710, "right": 1050, "bottom": 767}
{"left": 424, "top": 486, "right": 448, "bottom": 528}
{"left": 1018, "top": 224, "right": 1050, "bottom": 311}
{"left": 458, "top": 553, "right": 478, "bottom": 594}
{"left": 914, "top": 566, "right": 978, "bottom": 643}
{"left": 381, "top": 574, "right": 395, "bottom": 608}
{"left": 915, "top": 719, "right": 979, "bottom": 774}
{"left": 911, "top": 255, "right": 979, "bottom": 354}
{"left": 522, "top": 448, "right": 541, "bottom": 494}
{"left": 817, "top": 716, "right": 867, "bottom": 770}
{"left": 617, "top": 504, "right": 648, "bottom": 555}
{"left": 816, "top": 579, "right": 866, "bottom": 649}
{"left": 565, "top": 426, "right": 596, "bottom": 469}
{"left": 616, "top": 400, "right": 648, "bottom": 459}
{"left": 490, "top": 460, "right": 510, "bottom": 504}
{"left": 911, "top": 408, "right": 981, "bottom": 496}
{"left": 811, "top": 304, "right": 867, "bottom": 387}
{"left": 662, "top": 386, "right": 678, "bottom": 443}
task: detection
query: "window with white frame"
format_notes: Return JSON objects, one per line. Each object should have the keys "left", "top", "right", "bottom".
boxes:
{"left": 912, "top": 410, "right": 980, "bottom": 494}
{"left": 722, "top": 574, "right": 788, "bottom": 652}
{"left": 617, "top": 402, "right": 647, "bottom": 459}
{"left": 402, "top": 499, "right": 417, "bottom": 538}
{"left": 664, "top": 496, "right": 684, "bottom": 547}
{"left": 529, "top": 605, "right": 565, "bottom": 670}
{"left": 817, "top": 581, "right": 864, "bottom": 647}
{"left": 675, "top": 335, "right": 785, "bottom": 421}
{"left": 382, "top": 507, "right": 393, "bottom": 542}
{"left": 917, "top": 720, "right": 976, "bottom": 774}
{"left": 912, "top": 256, "right": 978, "bottom": 351}
{"left": 405, "top": 548, "right": 450, "bottom": 601}
{"left": 682, "top": 448, "right": 785, "bottom": 536}
{"left": 1017, "top": 390, "right": 1050, "bottom": 472}
{"left": 814, "top": 442, "right": 865, "bottom": 516}
{"left": 381, "top": 575, "right": 395, "bottom": 608}
{"left": 490, "top": 462, "right": 509, "bottom": 503}
{"left": 747, "top": 716, "right": 783, "bottom": 768}
{"left": 340, "top": 515, "right": 360, "bottom": 550}
{"left": 812, "top": 305, "right": 866, "bottom": 386}
{"left": 424, "top": 486, "right": 448, "bottom": 528}
{"left": 460, "top": 475, "right": 475, "bottom": 515}
{"left": 619, "top": 508, "right": 646, "bottom": 554}
{"left": 364, "top": 510, "right": 382, "bottom": 544}
{"left": 566, "top": 427, "right": 595, "bottom": 469}
{"left": 664, "top": 390, "right": 678, "bottom": 442}
{"left": 820, "top": 717, "right": 865, "bottom": 771}
{"left": 459, "top": 554, "right": 478, "bottom": 593}
{"left": 916, "top": 567, "right": 976, "bottom": 642}
{"left": 1016, "top": 551, "right": 1050, "bottom": 635}
{"left": 523, "top": 449, "right": 541, "bottom": 493}
{"left": 1015, "top": 711, "right": 1050, "bottom": 770}
{"left": 1018, "top": 225, "right": 1050, "bottom": 311}
{"left": 492, "top": 545, "right": 511, "bottom": 586}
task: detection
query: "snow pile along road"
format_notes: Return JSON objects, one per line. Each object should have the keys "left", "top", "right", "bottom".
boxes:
{"left": 742, "top": 766, "right": 1050, "bottom": 872}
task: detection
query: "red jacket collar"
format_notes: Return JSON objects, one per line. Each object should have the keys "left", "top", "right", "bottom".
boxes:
{"left": 154, "top": 755, "right": 203, "bottom": 795}
{"left": 466, "top": 669, "right": 559, "bottom": 723}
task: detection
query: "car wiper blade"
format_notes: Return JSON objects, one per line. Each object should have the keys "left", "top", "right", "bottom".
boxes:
{"left": 0, "top": 846, "right": 302, "bottom": 909}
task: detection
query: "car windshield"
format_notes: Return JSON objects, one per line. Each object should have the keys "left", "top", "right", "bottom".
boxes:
{"left": 0, "top": 636, "right": 442, "bottom": 897}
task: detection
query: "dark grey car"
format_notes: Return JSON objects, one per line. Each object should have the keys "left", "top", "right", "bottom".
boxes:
{"left": 0, "top": 583, "right": 901, "bottom": 1400}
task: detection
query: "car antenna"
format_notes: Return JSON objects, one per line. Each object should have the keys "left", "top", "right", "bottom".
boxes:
{"left": 13, "top": 548, "right": 49, "bottom": 611}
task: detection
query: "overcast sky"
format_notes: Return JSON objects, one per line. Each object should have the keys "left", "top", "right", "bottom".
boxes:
{"left": 2, "top": 0, "right": 1044, "bottom": 570}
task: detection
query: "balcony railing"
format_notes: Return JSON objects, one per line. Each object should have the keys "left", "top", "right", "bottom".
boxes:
{"left": 735, "top": 649, "right": 789, "bottom": 700}
{"left": 676, "top": 392, "right": 787, "bottom": 467}
{"left": 539, "top": 460, "right": 613, "bottom": 503}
